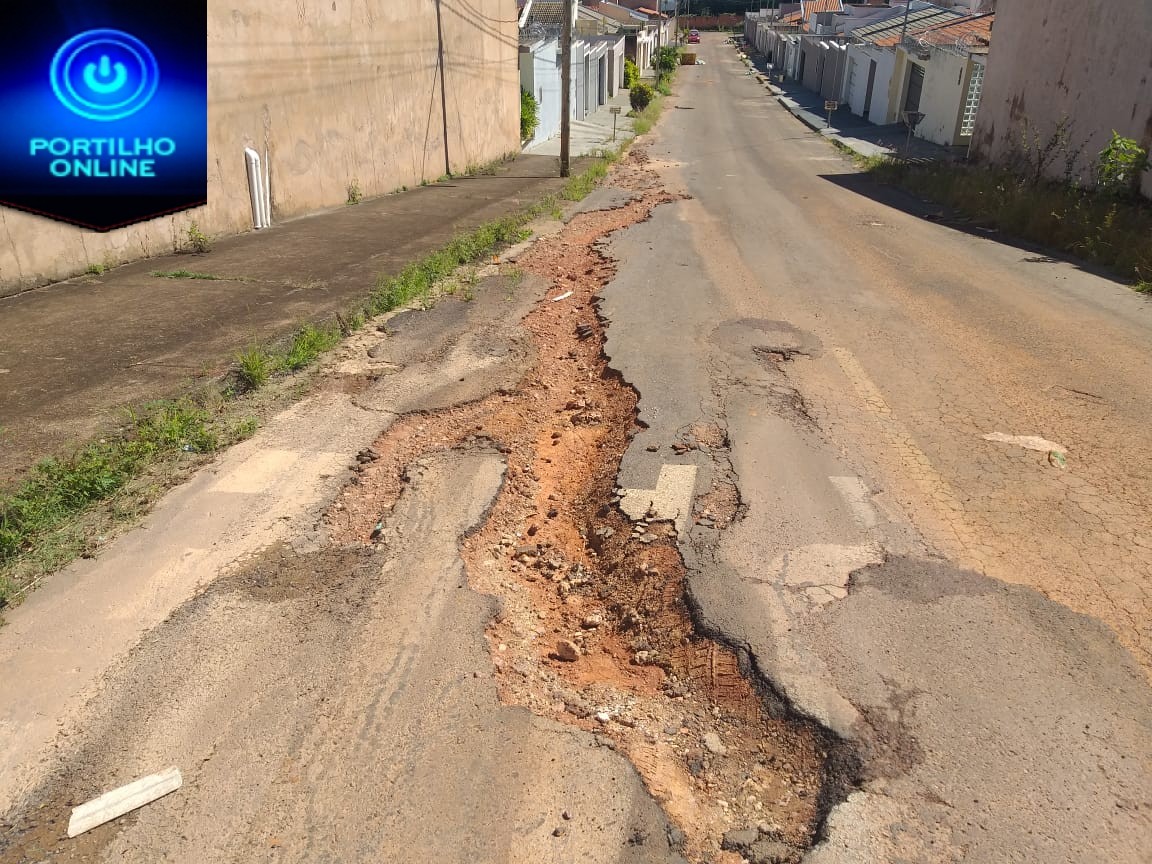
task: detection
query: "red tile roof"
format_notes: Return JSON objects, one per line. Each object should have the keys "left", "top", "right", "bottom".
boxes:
{"left": 915, "top": 13, "right": 994, "bottom": 48}
{"left": 802, "top": 0, "right": 845, "bottom": 14}
{"left": 874, "top": 13, "right": 994, "bottom": 48}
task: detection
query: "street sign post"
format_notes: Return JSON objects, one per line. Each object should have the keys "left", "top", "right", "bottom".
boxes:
{"left": 610, "top": 105, "right": 622, "bottom": 140}
{"left": 902, "top": 110, "right": 925, "bottom": 154}
{"left": 824, "top": 100, "right": 838, "bottom": 128}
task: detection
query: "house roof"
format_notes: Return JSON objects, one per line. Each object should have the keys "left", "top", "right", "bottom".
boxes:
{"left": 910, "top": 12, "right": 994, "bottom": 49}
{"left": 851, "top": 4, "right": 966, "bottom": 45}
{"left": 522, "top": 0, "right": 568, "bottom": 26}
{"left": 582, "top": 2, "right": 649, "bottom": 26}
{"left": 872, "top": 11, "right": 991, "bottom": 47}
{"left": 801, "top": 0, "right": 845, "bottom": 15}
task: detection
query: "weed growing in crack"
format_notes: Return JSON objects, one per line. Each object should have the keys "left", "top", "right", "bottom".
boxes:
{"left": 185, "top": 221, "right": 211, "bottom": 253}
{"left": 346, "top": 179, "right": 363, "bottom": 205}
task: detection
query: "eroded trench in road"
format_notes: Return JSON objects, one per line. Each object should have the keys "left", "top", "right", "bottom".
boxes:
{"left": 327, "top": 149, "right": 847, "bottom": 863}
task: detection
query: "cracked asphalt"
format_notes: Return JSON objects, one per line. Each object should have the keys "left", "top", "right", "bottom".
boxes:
{"left": 600, "top": 34, "right": 1152, "bottom": 863}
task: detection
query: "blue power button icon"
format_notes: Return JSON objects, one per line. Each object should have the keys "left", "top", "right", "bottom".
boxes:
{"left": 50, "top": 29, "right": 159, "bottom": 122}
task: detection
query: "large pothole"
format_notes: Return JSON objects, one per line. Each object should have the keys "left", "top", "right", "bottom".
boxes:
{"left": 327, "top": 149, "right": 835, "bottom": 863}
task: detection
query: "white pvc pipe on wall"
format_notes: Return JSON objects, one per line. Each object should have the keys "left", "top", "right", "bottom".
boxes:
{"left": 243, "top": 147, "right": 270, "bottom": 229}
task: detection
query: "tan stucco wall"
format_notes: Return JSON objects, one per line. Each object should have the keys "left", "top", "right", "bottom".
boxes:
{"left": 0, "top": 0, "right": 519, "bottom": 297}
{"left": 971, "top": 0, "right": 1152, "bottom": 194}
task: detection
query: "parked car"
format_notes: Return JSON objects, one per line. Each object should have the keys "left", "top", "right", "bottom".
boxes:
{"left": 688, "top": 30, "right": 700, "bottom": 44}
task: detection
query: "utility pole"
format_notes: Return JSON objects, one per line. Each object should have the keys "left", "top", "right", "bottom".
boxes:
{"left": 434, "top": 0, "right": 451, "bottom": 178}
{"left": 560, "top": 0, "right": 574, "bottom": 177}
{"left": 898, "top": 0, "right": 914, "bottom": 46}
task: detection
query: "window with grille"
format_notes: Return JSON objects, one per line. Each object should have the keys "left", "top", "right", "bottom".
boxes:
{"left": 960, "top": 62, "right": 985, "bottom": 137}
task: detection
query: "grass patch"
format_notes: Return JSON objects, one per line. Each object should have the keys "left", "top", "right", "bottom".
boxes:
{"left": 632, "top": 95, "right": 665, "bottom": 137}
{"left": 0, "top": 399, "right": 257, "bottom": 607}
{"left": 282, "top": 323, "right": 341, "bottom": 371}
{"left": 863, "top": 160, "right": 1152, "bottom": 287}
{"left": 151, "top": 269, "right": 228, "bottom": 280}
{"left": 231, "top": 323, "right": 342, "bottom": 392}
{"left": 367, "top": 217, "right": 532, "bottom": 314}
{"left": 235, "top": 345, "right": 277, "bottom": 390}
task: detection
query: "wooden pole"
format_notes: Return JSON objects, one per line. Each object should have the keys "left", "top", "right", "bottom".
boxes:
{"left": 560, "top": 0, "right": 574, "bottom": 177}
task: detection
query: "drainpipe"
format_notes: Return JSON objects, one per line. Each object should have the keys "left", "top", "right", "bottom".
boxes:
{"left": 244, "top": 148, "right": 269, "bottom": 230}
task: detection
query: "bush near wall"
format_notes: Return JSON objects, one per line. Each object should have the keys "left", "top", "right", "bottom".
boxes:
{"left": 520, "top": 89, "right": 539, "bottom": 142}
{"left": 630, "top": 83, "right": 655, "bottom": 112}
{"left": 624, "top": 58, "right": 639, "bottom": 89}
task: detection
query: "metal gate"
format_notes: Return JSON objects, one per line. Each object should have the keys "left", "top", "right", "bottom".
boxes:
{"left": 904, "top": 63, "right": 925, "bottom": 116}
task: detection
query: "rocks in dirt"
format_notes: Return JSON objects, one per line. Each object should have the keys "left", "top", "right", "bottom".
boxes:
{"left": 547, "top": 508, "right": 559, "bottom": 518}
{"left": 645, "top": 444, "right": 659, "bottom": 452}
{"left": 576, "top": 323, "right": 595, "bottom": 340}
{"left": 552, "top": 826, "right": 567, "bottom": 837}
{"left": 702, "top": 732, "right": 728, "bottom": 756}
{"left": 554, "top": 640, "right": 581, "bottom": 662}
{"left": 632, "top": 650, "right": 663, "bottom": 666}
{"left": 562, "top": 810, "right": 572, "bottom": 821}
{"left": 514, "top": 544, "right": 539, "bottom": 562}
{"left": 563, "top": 696, "right": 594, "bottom": 718}
{"left": 748, "top": 840, "right": 799, "bottom": 864}
{"left": 581, "top": 614, "right": 603, "bottom": 630}
{"left": 666, "top": 826, "right": 686, "bottom": 849}
{"left": 595, "top": 711, "right": 611, "bottom": 723}
{"left": 721, "top": 828, "right": 760, "bottom": 852}
{"left": 355, "top": 448, "right": 380, "bottom": 464}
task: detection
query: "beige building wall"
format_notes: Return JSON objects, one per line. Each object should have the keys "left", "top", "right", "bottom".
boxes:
{"left": 0, "top": 0, "right": 520, "bottom": 298}
{"left": 914, "top": 50, "right": 973, "bottom": 148}
{"left": 971, "top": 0, "right": 1152, "bottom": 195}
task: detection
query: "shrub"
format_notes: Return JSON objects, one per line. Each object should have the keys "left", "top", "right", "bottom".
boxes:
{"left": 630, "top": 83, "right": 655, "bottom": 113}
{"left": 624, "top": 58, "right": 639, "bottom": 89}
{"left": 520, "top": 88, "right": 539, "bottom": 142}
{"left": 655, "top": 46, "right": 679, "bottom": 76}
{"left": 1097, "top": 131, "right": 1150, "bottom": 198}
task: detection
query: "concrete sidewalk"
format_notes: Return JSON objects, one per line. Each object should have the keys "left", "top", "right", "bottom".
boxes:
{"left": 527, "top": 90, "right": 636, "bottom": 158}
{"left": 0, "top": 154, "right": 586, "bottom": 485}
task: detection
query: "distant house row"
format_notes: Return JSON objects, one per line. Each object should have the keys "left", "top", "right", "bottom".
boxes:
{"left": 747, "top": 1, "right": 991, "bottom": 150}
{"left": 517, "top": 0, "right": 676, "bottom": 147}
{"left": 746, "top": 0, "right": 1152, "bottom": 196}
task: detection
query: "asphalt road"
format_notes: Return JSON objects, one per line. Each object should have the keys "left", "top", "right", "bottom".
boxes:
{"left": 601, "top": 35, "right": 1152, "bottom": 862}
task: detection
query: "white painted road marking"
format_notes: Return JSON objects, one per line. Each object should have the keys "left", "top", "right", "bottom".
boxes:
{"left": 619, "top": 464, "right": 698, "bottom": 535}
{"left": 829, "top": 476, "right": 879, "bottom": 529}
